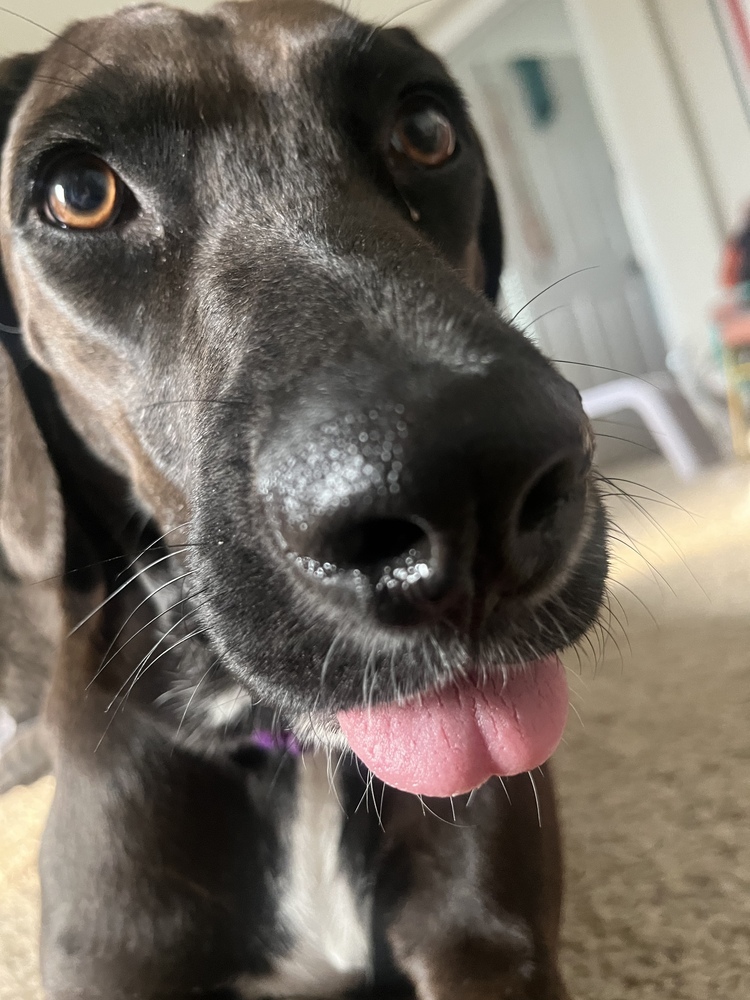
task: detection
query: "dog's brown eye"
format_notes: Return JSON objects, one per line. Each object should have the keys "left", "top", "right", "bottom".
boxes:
{"left": 390, "top": 100, "right": 456, "bottom": 168}
{"left": 42, "top": 154, "right": 122, "bottom": 230}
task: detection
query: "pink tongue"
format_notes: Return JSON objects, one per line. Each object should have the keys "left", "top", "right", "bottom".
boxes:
{"left": 337, "top": 656, "right": 568, "bottom": 797}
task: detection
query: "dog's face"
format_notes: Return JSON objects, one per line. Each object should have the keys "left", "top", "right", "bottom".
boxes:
{"left": 0, "top": 0, "right": 607, "bottom": 793}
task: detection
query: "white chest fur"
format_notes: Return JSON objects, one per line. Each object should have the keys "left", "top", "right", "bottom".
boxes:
{"left": 238, "top": 753, "right": 371, "bottom": 998}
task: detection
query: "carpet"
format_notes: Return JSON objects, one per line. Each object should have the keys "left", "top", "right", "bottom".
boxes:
{"left": 2, "top": 458, "right": 750, "bottom": 999}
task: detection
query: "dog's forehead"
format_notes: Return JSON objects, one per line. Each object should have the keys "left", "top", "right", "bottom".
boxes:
{"left": 218, "top": 0, "right": 360, "bottom": 73}
{"left": 28, "top": 0, "right": 361, "bottom": 108}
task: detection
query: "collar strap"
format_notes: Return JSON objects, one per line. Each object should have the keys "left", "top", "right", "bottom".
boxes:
{"left": 248, "top": 729, "right": 302, "bottom": 755}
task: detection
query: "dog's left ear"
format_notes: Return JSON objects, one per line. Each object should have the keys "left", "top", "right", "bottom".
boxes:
{"left": 478, "top": 172, "right": 503, "bottom": 303}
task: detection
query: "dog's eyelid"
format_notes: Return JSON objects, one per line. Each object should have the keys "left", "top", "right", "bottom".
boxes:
{"left": 34, "top": 142, "right": 112, "bottom": 172}
{"left": 396, "top": 79, "right": 465, "bottom": 111}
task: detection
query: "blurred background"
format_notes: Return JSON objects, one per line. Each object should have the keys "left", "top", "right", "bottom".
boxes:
{"left": 2, "top": 2, "right": 750, "bottom": 998}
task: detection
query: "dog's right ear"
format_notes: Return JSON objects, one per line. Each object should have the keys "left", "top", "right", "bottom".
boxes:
{"left": 1, "top": 53, "right": 41, "bottom": 347}
{"left": 1, "top": 55, "right": 41, "bottom": 320}
{"left": 0, "top": 53, "right": 40, "bottom": 334}
{"left": 1, "top": 52, "right": 40, "bottom": 147}
{"left": 0, "top": 53, "right": 62, "bottom": 582}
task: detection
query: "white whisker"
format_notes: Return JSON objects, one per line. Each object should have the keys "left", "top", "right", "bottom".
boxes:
{"left": 69, "top": 549, "right": 188, "bottom": 635}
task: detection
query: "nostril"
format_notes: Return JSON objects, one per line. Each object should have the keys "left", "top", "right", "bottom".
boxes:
{"left": 517, "top": 458, "right": 578, "bottom": 534}
{"left": 332, "top": 517, "right": 430, "bottom": 573}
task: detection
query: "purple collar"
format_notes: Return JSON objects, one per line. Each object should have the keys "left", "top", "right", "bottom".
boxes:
{"left": 248, "top": 729, "right": 302, "bottom": 756}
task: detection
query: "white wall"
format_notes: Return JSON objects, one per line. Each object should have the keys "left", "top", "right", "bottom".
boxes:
{"left": 449, "top": 0, "right": 575, "bottom": 62}
{"left": 652, "top": 0, "right": 750, "bottom": 232}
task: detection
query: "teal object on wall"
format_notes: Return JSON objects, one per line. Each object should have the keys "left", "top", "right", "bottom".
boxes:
{"left": 511, "top": 58, "right": 556, "bottom": 128}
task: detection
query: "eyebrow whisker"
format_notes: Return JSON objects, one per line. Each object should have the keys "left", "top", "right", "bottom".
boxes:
{"left": 0, "top": 6, "right": 121, "bottom": 83}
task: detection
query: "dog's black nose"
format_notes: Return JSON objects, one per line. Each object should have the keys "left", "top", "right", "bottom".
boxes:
{"left": 259, "top": 361, "right": 591, "bottom": 629}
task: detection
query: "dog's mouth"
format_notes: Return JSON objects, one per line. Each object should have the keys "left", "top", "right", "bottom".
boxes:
{"left": 336, "top": 655, "right": 567, "bottom": 797}
{"left": 192, "top": 358, "right": 606, "bottom": 797}
{"left": 199, "top": 481, "right": 607, "bottom": 798}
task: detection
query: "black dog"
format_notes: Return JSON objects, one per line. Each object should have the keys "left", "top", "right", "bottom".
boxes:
{"left": 0, "top": 2, "right": 608, "bottom": 997}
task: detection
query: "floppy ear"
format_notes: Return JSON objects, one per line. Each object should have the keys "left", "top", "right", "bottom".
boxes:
{"left": 1, "top": 52, "right": 39, "bottom": 146}
{"left": 0, "top": 346, "right": 63, "bottom": 581}
{"left": 0, "top": 52, "right": 62, "bottom": 582}
{"left": 478, "top": 172, "right": 503, "bottom": 304}
{"left": 0, "top": 343, "right": 61, "bottom": 793}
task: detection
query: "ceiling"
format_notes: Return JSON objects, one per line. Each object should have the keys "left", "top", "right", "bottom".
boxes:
{"left": 344, "top": 0, "right": 452, "bottom": 29}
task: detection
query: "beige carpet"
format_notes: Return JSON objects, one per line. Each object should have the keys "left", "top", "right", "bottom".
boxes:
{"left": 557, "top": 459, "right": 750, "bottom": 998}
{"left": 2, "top": 458, "right": 750, "bottom": 999}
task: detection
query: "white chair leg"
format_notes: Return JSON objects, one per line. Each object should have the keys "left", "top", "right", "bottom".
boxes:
{"left": 580, "top": 374, "right": 715, "bottom": 481}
